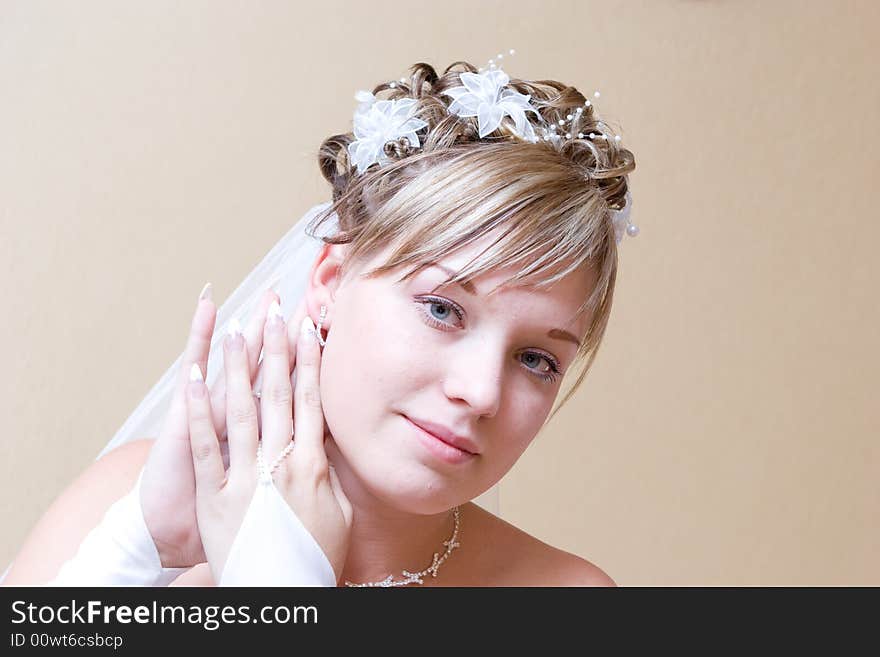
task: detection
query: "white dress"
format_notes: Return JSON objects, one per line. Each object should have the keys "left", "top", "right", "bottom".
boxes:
{"left": 1, "top": 465, "right": 336, "bottom": 587}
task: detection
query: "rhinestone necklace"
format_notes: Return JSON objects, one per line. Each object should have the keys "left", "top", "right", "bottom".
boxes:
{"left": 343, "top": 506, "right": 462, "bottom": 587}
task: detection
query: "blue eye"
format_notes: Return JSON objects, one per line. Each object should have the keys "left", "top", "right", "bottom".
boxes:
{"left": 415, "top": 296, "right": 464, "bottom": 329}
{"left": 520, "top": 352, "right": 561, "bottom": 383}
{"left": 414, "top": 296, "right": 562, "bottom": 384}
{"left": 428, "top": 300, "right": 458, "bottom": 323}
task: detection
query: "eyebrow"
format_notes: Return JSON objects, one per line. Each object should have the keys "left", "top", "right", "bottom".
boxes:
{"left": 427, "top": 264, "right": 583, "bottom": 349}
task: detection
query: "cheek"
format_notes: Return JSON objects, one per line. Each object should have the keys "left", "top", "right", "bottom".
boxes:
{"left": 479, "top": 387, "right": 554, "bottom": 474}
{"left": 317, "top": 291, "right": 424, "bottom": 434}
{"left": 496, "top": 405, "right": 545, "bottom": 462}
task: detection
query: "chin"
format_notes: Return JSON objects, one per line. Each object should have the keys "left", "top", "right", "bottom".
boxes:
{"left": 364, "top": 464, "right": 471, "bottom": 516}
{"left": 326, "top": 411, "right": 479, "bottom": 514}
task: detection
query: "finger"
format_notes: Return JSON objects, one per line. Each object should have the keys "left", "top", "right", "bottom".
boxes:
{"left": 285, "top": 298, "right": 308, "bottom": 374}
{"left": 292, "top": 314, "right": 328, "bottom": 471}
{"left": 209, "top": 289, "right": 277, "bottom": 440}
{"left": 186, "top": 363, "right": 226, "bottom": 493}
{"left": 246, "top": 289, "right": 279, "bottom": 374}
{"left": 253, "top": 294, "right": 301, "bottom": 405}
{"left": 163, "top": 286, "right": 216, "bottom": 444}
{"left": 223, "top": 317, "right": 259, "bottom": 479}
{"left": 280, "top": 298, "right": 308, "bottom": 407}
{"left": 261, "top": 299, "right": 294, "bottom": 463}
{"left": 244, "top": 289, "right": 281, "bottom": 438}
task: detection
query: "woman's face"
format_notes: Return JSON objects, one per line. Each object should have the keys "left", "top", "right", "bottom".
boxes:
{"left": 312, "top": 230, "right": 597, "bottom": 514}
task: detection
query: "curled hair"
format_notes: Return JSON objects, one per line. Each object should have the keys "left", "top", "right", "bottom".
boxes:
{"left": 309, "top": 60, "right": 636, "bottom": 420}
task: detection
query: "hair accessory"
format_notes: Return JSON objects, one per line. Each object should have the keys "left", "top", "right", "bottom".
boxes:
{"left": 348, "top": 92, "right": 429, "bottom": 174}
{"left": 612, "top": 190, "right": 638, "bottom": 241}
{"left": 440, "top": 65, "right": 541, "bottom": 141}
{"left": 347, "top": 49, "right": 638, "bottom": 243}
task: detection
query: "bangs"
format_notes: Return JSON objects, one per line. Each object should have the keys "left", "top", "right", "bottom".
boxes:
{"left": 340, "top": 143, "right": 617, "bottom": 320}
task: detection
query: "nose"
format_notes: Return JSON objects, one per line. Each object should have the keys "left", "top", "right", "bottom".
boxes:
{"left": 441, "top": 340, "right": 504, "bottom": 418}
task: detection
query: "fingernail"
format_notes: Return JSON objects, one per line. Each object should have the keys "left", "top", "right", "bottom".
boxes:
{"left": 267, "top": 299, "right": 284, "bottom": 334}
{"left": 226, "top": 316, "right": 244, "bottom": 351}
{"left": 189, "top": 363, "right": 206, "bottom": 398}
{"left": 198, "top": 282, "right": 213, "bottom": 302}
{"left": 301, "top": 315, "right": 315, "bottom": 341}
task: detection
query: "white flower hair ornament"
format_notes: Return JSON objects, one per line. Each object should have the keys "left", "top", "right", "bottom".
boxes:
{"left": 347, "top": 90, "right": 429, "bottom": 174}
{"left": 345, "top": 50, "right": 638, "bottom": 243}
{"left": 440, "top": 68, "right": 542, "bottom": 142}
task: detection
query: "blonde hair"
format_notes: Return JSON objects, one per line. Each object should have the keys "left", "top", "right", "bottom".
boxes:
{"left": 309, "top": 60, "right": 636, "bottom": 421}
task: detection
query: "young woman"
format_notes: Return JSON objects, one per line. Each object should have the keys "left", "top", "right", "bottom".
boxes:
{"left": 3, "top": 55, "right": 637, "bottom": 587}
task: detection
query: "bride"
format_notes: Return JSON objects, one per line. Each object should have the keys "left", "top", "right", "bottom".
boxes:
{"left": 2, "top": 54, "right": 637, "bottom": 587}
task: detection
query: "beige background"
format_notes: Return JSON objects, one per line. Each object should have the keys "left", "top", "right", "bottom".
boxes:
{"left": 1, "top": 1, "right": 877, "bottom": 585}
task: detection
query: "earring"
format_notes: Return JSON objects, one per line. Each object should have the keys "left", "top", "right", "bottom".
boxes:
{"left": 314, "top": 305, "right": 327, "bottom": 347}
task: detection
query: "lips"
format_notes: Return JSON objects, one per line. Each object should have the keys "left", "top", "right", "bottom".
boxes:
{"left": 403, "top": 415, "right": 480, "bottom": 455}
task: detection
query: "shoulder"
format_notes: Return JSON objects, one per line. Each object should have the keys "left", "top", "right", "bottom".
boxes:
{"left": 461, "top": 503, "right": 617, "bottom": 587}
{"left": 2, "top": 438, "right": 155, "bottom": 585}
{"left": 53, "top": 438, "right": 155, "bottom": 504}
{"left": 547, "top": 552, "right": 618, "bottom": 587}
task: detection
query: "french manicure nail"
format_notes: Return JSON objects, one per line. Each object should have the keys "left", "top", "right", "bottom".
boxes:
{"left": 301, "top": 315, "right": 315, "bottom": 340}
{"left": 189, "top": 363, "right": 204, "bottom": 381}
{"left": 188, "top": 363, "right": 206, "bottom": 398}
{"left": 199, "top": 282, "right": 213, "bottom": 302}
{"left": 227, "top": 316, "right": 244, "bottom": 351}
{"left": 267, "top": 299, "right": 284, "bottom": 333}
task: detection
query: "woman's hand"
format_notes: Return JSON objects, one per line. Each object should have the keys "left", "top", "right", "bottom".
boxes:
{"left": 184, "top": 298, "right": 353, "bottom": 585}
{"left": 139, "top": 286, "right": 279, "bottom": 568}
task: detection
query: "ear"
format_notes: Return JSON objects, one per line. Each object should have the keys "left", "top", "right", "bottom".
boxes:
{"left": 304, "top": 242, "right": 351, "bottom": 329}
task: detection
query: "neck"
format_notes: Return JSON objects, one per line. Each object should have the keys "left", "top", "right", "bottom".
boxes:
{"left": 324, "top": 437, "right": 463, "bottom": 587}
